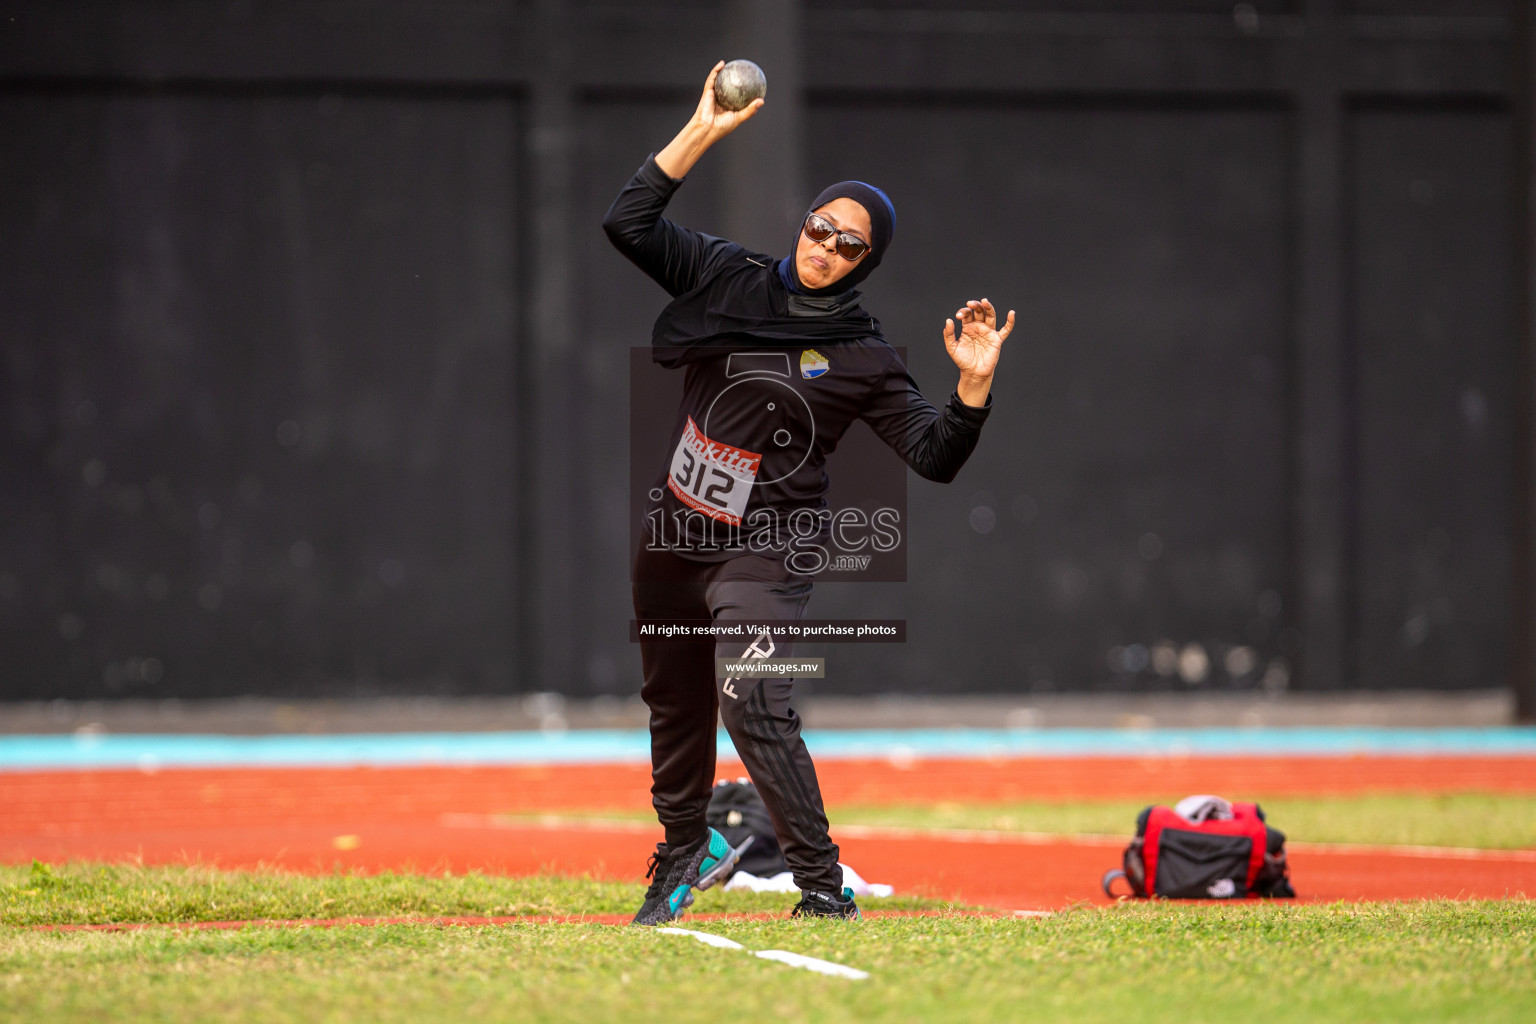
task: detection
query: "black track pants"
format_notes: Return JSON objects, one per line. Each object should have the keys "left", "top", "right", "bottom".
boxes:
{"left": 632, "top": 545, "right": 842, "bottom": 895}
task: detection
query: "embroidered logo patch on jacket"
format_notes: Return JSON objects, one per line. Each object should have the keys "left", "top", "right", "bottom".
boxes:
{"left": 799, "top": 349, "right": 829, "bottom": 379}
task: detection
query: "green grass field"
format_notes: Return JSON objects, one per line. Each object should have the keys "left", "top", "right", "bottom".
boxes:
{"left": 0, "top": 862, "right": 937, "bottom": 928}
{"left": 3, "top": 891, "right": 1533, "bottom": 1023}
{"left": 3, "top": 792, "right": 1534, "bottom": 1022}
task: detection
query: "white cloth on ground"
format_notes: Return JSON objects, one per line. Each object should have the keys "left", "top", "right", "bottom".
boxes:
{"left": 1174, "top": 794, "right": 1234, "bottom": 824}
{"left": 722, "top": 861, "right": 894, "bottom": 898}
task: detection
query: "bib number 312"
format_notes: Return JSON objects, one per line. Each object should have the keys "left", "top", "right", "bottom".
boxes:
{"left": 667, "top": 416, "right": 760, "bottom": 526}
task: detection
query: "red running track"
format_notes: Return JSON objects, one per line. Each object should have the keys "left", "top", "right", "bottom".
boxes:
{"left": 4, "top": 758, "right": 1535, "bottom": 910}
{"left": 10, "top": 756, "right": 1536, "bottom": 832}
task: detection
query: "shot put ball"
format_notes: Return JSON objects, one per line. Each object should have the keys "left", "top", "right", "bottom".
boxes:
{"left": 714, "top": 59, "right": 767, "bottom": 112}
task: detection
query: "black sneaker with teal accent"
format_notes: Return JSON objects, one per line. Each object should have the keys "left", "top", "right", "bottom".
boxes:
{"left": 630, "top": 843, "right": 675, "bottom": 926}
{"left": 791, "top": 886, "right": 861, "bottom": 919}
{"left": 630, "top": 827, "right": 753, "bottom": 926}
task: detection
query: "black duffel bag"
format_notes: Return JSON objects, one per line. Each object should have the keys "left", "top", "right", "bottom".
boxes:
{"left": 1103, "top": 795, "right": 1295, "bottom": 900}
{"left": 706, "top": 779, "right": 789, "bottom": 878}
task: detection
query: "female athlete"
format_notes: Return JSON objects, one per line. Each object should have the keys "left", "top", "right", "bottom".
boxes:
{"left": 604, "top": 62, "right": 1013, "bottom": 923}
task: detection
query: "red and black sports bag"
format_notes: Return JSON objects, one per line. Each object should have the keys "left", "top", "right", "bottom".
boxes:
{"left": 1102, "top": 795, "right": 1295, "bottom": 899}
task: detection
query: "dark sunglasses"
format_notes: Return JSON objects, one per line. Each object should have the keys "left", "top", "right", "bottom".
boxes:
{"left": 802, "top": 213, "right": 870, "bottom": 261}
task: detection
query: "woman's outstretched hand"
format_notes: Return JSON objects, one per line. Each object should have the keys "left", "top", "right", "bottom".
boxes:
{"left": 655, "top": 61, "right": 766, "bottom": 179}
{"left": 944, "top": 298, "right": 1015, "bottom": 407}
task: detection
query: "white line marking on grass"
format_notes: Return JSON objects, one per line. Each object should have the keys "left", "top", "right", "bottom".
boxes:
{"left": 752, "top": 949, "right": 870, "bottom": 980}
{"left": 656, "top": 928, "right": 869, "bottom": 980}
{"left": 656, "top": 927, "right": 746, "bottom": 950}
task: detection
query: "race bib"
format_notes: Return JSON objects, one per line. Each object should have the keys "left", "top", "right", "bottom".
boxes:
{"left": 667, "top": 416, "right": 760, "bottom": 526}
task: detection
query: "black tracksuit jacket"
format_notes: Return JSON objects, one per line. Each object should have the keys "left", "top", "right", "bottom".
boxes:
{"left": 603, "top": 155, "right": 992, "bottom": 560}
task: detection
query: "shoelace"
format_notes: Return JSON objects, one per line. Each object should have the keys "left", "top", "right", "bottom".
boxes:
{"left": 643, "top": 847, "right": 669, "bottom": 900}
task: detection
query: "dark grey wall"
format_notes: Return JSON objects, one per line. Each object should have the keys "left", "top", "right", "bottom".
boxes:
{"left": 1351, "top": 105, "right": 1512, "bottom": 690}
{"left": 0, "top": 87, "right": 523, "bottom": 698}
{"left": 0, "top": 1, "right": 1518, "bottom": 698}
{"left": 802, "top": 100, "right": 1292, "bottom": 694}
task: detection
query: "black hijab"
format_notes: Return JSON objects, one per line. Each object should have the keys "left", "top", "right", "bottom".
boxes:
{"left": 650, "top": 180, "right": 896, "bottom": 348}
{"left": 777, "top": 180, "right": 897, "bottom": 295}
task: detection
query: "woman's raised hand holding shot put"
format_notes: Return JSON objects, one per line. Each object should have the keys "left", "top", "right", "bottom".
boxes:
{"left": 654, "top": 61, "right": 766, "bottom": 180}
{"left": 655, "top": 62, "right": 1014, "bottom": 409}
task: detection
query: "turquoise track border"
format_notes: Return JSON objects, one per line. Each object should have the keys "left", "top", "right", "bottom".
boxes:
{"left": 3, "top": 727, "right": 1536, "bottom": 772}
